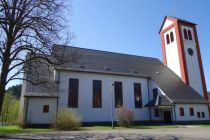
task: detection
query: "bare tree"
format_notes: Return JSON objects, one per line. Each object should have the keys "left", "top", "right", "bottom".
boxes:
{"left": 0, "top": 0, "right": 71, "bottom": 113}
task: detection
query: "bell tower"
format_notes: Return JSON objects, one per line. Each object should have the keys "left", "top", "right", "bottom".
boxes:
{"left": 159, "top": 16, "right": 208, "bottom": 100}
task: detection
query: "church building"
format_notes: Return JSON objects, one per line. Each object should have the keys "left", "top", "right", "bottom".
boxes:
{"left": 19, "top": 16, "right": 210, "bottom": 126}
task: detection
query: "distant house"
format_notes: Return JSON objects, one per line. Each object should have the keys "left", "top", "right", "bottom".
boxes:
{"left": 19, "top": 16, "right": 209, "bottom": 126}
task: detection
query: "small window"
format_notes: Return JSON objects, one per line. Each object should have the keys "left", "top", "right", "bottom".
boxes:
{"left": 197, "top": 112, "right": 201, "bottom": 118}
{"left": 43, "top": 105, "right": 49, "bottom": 113}
{"left": 189, "top": 108, "right": 194, "bottom": 116}
{"left": 202, "top": 112, "right": 205, "bottom": 118}
{"left": 134, "top": 83, "right": 142, "bottom": 108}
{"left": 153, "top": 88, "right": 158, "bottom": 99}
{"left": 154, "top": 109, "right": 159, "bottom": 117}
{"left": 93, "top": 80, "right": 102, "bottom": 108}
{"left": 188, "top": 30, "right": 192, "bottom": 40}
{"left": 170, "top": 32, "right": 174, "bottom": 42}
{"left": 184, "top": 29, "right": 188, "bottom": 39}
{"left": 179, "top": 108, "right": 184, "bottom": 116}
{"left": 166, "top": 34, "right": 170, "bottom": 44}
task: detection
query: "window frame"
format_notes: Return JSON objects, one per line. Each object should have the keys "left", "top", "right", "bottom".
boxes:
{"left": 92, "top": 80, "right": 102, "bottom": 108}
{"left": 201, "top": 112, "right": 205, "bottom": 118}
{"left": 43, "top": 105, "right": 49, "bottom": 113}
{"left": 170, "top": 31, "right": 174, "bottom": 42}
{"left": 197, "top": 112, "right": 201, "bottom": 118}
{"left": 189, "top": 108, "right": 194, "bottom": 116}
{"left": 68, "top": 78, "right": 79, "bottom": 108}
{"left": 134, "top": 83, "right": 142, "bottom": 108}
{"left": 114, "top": 81, "right": 123, "bottom": 108}
{"left": 184, "top": 28, "right": 188, "bottom": 40}
{"left": 179, "top": 107, "right": 184, "bottom": 116}
{"left": 188, "top": 30, "right": 193, "bottom": 40}
{"left": 166, "top": 34, "right": 170, "bottom": 44}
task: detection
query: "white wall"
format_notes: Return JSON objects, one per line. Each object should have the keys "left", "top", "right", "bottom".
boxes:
{"left": 175, "top": 104, "right": 209, "bottom": 121}
{"left": 26, "top": 97, "right": 57, "bottom": 124}
{"left": 58, "top": 71, "right": 150, "bottom": 122}
{"left": 162, "top": 19, "right": 174, "bottom": 30}
{"left": 180, "top": 25, "right": 204, "bottom": 97}
{"left": 164, "top": 27, "right": 182, "bottom": 78}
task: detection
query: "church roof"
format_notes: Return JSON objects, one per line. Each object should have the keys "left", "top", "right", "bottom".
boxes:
{"left": 159, "top": 16, "right": 196, "bottom": 33}
{"left": 145, "top": 95, "right": 173, "bottom": 108}
{"left": 24, "top": 45, "right": 208, "bottom": 104}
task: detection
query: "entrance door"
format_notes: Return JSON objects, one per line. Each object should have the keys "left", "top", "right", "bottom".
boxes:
{"left": 163, "top": 111, "right": 171, "bottom": 124}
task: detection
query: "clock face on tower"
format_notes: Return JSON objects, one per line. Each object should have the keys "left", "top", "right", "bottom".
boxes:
{"left": 187, "top": 48, "right": 194, "bottom": 56}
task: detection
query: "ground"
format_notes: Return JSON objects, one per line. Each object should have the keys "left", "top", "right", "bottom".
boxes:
{"left": 1, "top": 126, "right": 210, "bottom": 140}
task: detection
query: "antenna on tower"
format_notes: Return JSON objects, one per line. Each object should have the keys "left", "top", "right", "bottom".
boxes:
{"left": 172, "top": 8, "right": 176, "bottom": 17}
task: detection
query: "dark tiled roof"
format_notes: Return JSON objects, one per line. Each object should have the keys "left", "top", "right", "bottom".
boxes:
{"left": 168, "top": 16, "right": 196, "bottom": 25}
{"left": 145, "top": 95, "right": 173, "bottom": 107}
{"left": 52, "top": 45, "right": 207, "bottom": 104}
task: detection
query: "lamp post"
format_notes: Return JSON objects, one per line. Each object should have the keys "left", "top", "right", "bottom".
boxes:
{"left": 110, "top": 83, "right": 114, "bottom": 129}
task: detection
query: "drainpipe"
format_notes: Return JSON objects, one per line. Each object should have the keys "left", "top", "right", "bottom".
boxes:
{"left": 56, "top": 69, "right": 60, "bottom": 118}
{"left": 147, "top": 78, "right": 152, "bottom": 121}
{"left": 173, "top": 105, "right": 177, "bottom": 124}
{"left": 24, "top": 97, "right": 29, "bottom": 128}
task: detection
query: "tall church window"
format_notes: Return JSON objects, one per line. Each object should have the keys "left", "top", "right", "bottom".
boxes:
{"left": 93, "top": 80, "right": 102, "bottom": 108}
{"left": 134, "top": 83, "right": 142, "bottom": 108}
{"left": 114, "top": 81, "right": 123, "bottom": 108}
{"left": 166, "top": 34, "right": 170, "bottom": 44}
{"left": 184, "top": 29, "right": 188, "bottom": 39}
{"left": 188, "top": 30, "right": 192, "bottom": 40}
{"left": 170, "top": 32, "right": 174, "bottom": 42}
{"left": 68, "top": 78, "right": 79, "bottom": 108}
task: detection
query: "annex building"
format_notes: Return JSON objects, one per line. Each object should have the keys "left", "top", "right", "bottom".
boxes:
{"left": 19, "top": 16, "right": 210, "bottom": 126}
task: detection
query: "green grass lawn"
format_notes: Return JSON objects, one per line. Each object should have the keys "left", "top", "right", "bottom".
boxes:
{"left": 1, "top": 124, "right": 210, "bottom": 134}
{"left": 80, "top": 124, "right": 178, "bottom": 130}
{"left": 0, "top": 125, "right": 52, "bottom": 134}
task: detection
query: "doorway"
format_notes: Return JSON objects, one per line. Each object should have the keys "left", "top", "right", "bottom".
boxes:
{"left": 163, "top": 111, "right": 172, "bottom": 124}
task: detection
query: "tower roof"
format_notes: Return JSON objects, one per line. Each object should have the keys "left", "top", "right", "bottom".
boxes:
{"left": 159, "top": 16, "right": 197, "bottom": 33}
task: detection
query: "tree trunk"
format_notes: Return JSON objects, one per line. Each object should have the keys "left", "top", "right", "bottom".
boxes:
{"left": 0, "top": 85, "right": 6, "bottom": 114}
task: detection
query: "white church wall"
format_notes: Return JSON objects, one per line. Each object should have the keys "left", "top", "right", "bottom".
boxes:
{"left": 175, "top": 104, "right": 209, "bottom": 121}
{"left": 180, "top": 25, "right": 204, "bottom": 97}
{"left": 164, "top": 27, "right": 182, "bottom": 78}
{"left": 26, "top": 97, "right": 57, "bottom": 124}
{"left": 18, "top": 77, "right": 27, "bottom": 124}
{"left": 58, "top": 70, "right": 150, "bottom": 122}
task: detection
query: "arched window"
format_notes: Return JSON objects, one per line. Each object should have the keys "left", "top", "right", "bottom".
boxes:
{"left": 166, "top": 34, "right": 170, "bottom": 44}
{"left": 184, "top": 29, "right": 188, "bottom": 39}
{"left": 170, "top": 32, "right": 174, "bottom": 42}
{"left": 188, "top": 30, "right": 192, "bottom": 40}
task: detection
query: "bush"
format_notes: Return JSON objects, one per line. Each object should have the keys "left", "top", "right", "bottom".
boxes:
{"left": 0, "top": 91, "right": 20, "bottom": 126}
{"left": 52, "top": 108, "right": 81, "bottom": 130}
{"left": 115, "top": 107, "right": 134, "bottom": 127}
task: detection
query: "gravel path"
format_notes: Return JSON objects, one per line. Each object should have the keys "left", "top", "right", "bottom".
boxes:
{"left": 1, "top": 127, "right": 210, "bottom": 140}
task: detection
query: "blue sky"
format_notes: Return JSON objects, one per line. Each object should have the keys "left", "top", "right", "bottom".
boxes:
{"left": 68, "top": 0, "right": 210, "bottom": 91}
{"left": 8, "top": 0, "right": 210, "bottom": 91}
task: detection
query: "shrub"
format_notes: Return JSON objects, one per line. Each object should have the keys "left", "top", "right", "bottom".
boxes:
{"left": 0, "top": 91, "right": 20, "bottom": 126}
{"left": 52, "top": 108, "right": 81, "bottom": 130}
{"left": 115, "top": 107, "right": 134, "bottom": 127}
